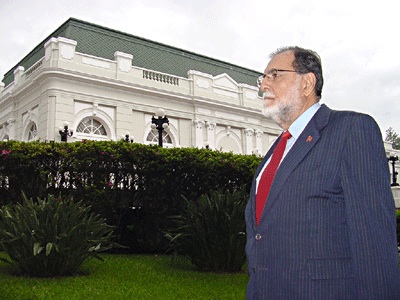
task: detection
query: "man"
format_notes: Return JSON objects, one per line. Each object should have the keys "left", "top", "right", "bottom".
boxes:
{"left": 245, "top": 46, "right": 400, "bottom": 299}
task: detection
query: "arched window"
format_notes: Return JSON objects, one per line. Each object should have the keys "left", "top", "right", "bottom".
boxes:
{"left": 76, "top": 117, "right": 107, "bottom": 135}
{"left": 146, "top": 130, "right": 173, "bottom": 146}
{"left": 28, "top": 123, "right": 37, "bottom": 141}
{"left": 74, "top": 117, "right": 109, "bottom": 141}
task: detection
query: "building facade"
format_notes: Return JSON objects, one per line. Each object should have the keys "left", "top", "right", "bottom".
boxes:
{"left": 0, "top": 18, "right": 398, "bottom": 198}
{"left": 0, "top": 18, "right": 282, "bottom": 155}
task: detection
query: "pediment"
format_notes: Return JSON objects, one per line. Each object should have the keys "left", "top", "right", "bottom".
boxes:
{"left": 213, "top": 73, "right": 238, "bottom": 90}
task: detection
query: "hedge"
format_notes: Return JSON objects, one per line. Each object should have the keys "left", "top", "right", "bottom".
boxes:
{"left": 0, "top": 140, "right": 261, "bottom": 253}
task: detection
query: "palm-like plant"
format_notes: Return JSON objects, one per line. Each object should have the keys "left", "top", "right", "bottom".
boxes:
{"left": 0, "top": 193, "right": 119, "bottom": 277}
{"left": 166, "top": 189, "right": 247, "bottom": 272}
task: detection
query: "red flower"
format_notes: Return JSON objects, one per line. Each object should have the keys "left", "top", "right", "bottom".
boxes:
{"left": 1, "top": 149, "right": 12, "bottom": 157}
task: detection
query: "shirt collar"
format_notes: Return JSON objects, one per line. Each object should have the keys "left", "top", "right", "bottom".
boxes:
{"left": 288, "top": 102, "right": 321, "bottom": 139}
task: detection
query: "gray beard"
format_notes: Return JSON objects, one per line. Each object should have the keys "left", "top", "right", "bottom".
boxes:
{"left": 261, "top": 79, "right": 303, "bottom": 129}
{"left": 262, "top": 103, "right": 294, "bottom": 129}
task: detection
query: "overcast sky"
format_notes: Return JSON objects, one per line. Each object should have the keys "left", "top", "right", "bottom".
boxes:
{"left": 1, "top": 0, "right": 399, "bottom": 137}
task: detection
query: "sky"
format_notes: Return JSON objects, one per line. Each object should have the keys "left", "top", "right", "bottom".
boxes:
{"left": 0, "top": 0, "right": 399, "bottom": 137}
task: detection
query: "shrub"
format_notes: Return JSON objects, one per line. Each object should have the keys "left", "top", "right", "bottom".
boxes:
{"left": 166, "top": 189, "right": 248, "bottom": 272}
{"left": 0, "top": 193, "right": 119, "bottom": 277}
{"left": 0, "top": 141, "right": 261, "bottom": 253}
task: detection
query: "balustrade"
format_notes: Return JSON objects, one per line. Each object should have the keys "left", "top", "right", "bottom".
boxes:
{"left": 143, "top": 70, "right": 179, "bottom": 86}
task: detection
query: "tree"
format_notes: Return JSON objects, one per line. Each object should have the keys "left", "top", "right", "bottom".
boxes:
{"left": 385, "top": 127, "right": 400, "bottom": 150}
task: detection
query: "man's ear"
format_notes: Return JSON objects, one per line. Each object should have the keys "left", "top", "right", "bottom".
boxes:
{"left": 303, "top": 73, "right": 316, "bottom": 97}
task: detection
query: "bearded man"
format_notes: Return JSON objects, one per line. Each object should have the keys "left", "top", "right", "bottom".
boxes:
{"left": 245, "top": 46, "right": 400, "bottom": 299}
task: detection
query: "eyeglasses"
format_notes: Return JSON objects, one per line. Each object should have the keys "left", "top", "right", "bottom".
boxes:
{"left": 257, "top": 68, "right": 298, "bottom": 88}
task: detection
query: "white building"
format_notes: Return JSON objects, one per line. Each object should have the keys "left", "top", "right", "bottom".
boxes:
{"left": 0, "top": 18, "right": 398, "bottom": 200}
{"left": 0, "top": 18, "right": 281, "bottom": 155}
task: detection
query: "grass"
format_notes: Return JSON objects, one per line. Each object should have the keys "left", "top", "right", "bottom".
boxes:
{"left": 0, "top": 252, "right": 248, "bottom": 300}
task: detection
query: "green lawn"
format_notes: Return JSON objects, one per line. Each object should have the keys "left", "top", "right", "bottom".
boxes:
{"left": 0, "top": 253, "right": 248, "bottom": 299}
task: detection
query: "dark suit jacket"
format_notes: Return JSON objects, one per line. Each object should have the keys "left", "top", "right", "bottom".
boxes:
{"left": 245, "top": 104, "right": 400, "bottom": 299}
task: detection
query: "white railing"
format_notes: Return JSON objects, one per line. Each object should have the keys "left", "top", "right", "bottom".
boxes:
{"left": 143, "top": 70, "right": 179, "bottom": 86}
{"left": 25, "top": 59, "right": 44, "bottom": 77}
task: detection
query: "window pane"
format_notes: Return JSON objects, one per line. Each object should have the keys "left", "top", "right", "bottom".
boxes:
{"left": 77, "top": 117, "right": 107, "bottom": 136}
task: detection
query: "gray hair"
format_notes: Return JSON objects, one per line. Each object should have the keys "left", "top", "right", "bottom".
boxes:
{"left": 271, "top": 46, "right": 323, "bottom": 99}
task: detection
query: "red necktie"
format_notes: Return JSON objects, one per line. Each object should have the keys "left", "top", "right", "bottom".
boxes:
{"left": 256, "top": 131, "right": 292, "bottom": 225}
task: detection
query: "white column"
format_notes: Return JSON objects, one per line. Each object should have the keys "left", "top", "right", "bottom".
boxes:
{"left": 194, "top": 120, "right": 204, "bottom": 148}
{"left": 6, "top": 118, "right": 16, "bottom": 140}
{"left": 206, "top": 122, "right": 216, "bottom": 149}
{"left": 255, "top": 130, "right": 263, "bottom": 155}
{"left": 392, "top": 186, "right": 400, "bottom": 208}
{"left": 245, "top": 128, "right": 253, "bottom": 155}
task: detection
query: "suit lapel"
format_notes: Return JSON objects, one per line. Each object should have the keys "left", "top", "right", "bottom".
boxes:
{"left": 262, "top": 104, "right": 332, "bottom": 216}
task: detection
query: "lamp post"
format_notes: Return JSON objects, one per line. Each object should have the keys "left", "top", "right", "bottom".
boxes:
{"left": 388, "top": 155, "right": 399, "bottom": 186}
{"left": 150, "top": 108, "right": 169, "bottom": 147}
{"left": 59, "top": 121, "right": 73, "bottom": 142}
{"left": 124, "top": 132, "right": 134, "bottom": 143}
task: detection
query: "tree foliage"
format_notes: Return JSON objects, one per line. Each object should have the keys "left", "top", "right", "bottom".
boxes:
{"left": 385, "top": 127, "right": 400, "bottom": 150}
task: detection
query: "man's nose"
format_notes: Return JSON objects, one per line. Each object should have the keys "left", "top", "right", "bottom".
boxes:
{"left": 259, "top": 79, "right": 269, "bottom": 92}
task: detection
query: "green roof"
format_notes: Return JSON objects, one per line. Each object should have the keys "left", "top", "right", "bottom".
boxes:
{"left": 2, "top": 18, "right": 260, "bottom": 87}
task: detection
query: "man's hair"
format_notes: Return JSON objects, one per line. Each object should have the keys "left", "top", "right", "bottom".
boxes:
{"left": 271, "top": 46, "right": 324, "bottom": 99}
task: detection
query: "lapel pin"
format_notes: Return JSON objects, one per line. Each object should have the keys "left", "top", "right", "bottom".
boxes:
{"left": 306, "top": 136, "right": 313, "bottom": 142}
